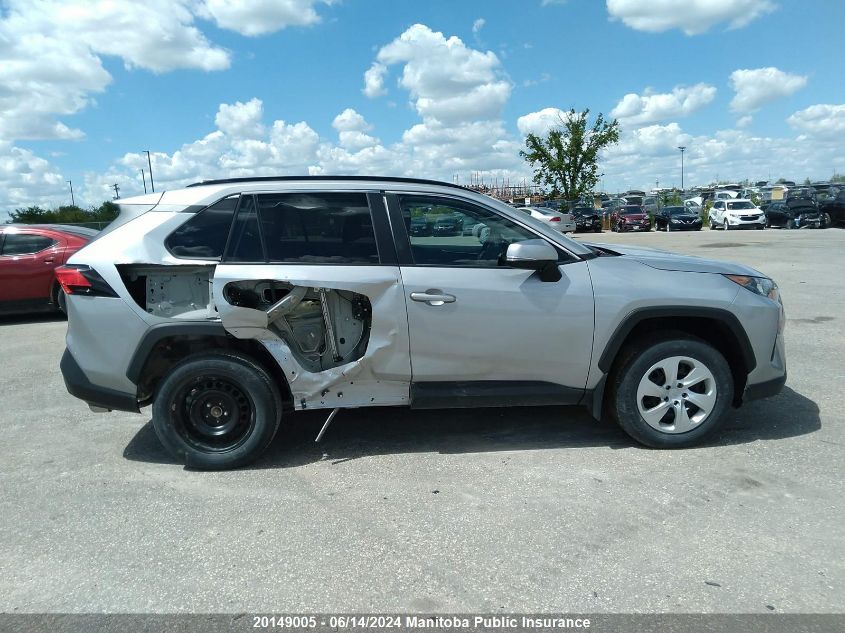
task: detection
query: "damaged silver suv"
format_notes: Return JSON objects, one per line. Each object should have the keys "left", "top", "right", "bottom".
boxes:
{"left": 59, "top": 177, "right": 786, "bottom": 469}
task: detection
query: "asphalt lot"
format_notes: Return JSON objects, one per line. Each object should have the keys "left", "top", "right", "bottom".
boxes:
{"left": 0, "top": 227, "right": 842, "bottom": 614}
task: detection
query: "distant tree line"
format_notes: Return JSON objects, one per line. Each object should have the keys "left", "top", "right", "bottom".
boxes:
{"left": 7, "top": 201, "right": 119, "bottom": 225}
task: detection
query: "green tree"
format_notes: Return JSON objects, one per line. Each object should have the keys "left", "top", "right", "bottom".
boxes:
{"left": 8, "top": 201, "right": 119, "bottom": 225}
{"left": 520, "top": 109, "right": 620, "bottom": 203}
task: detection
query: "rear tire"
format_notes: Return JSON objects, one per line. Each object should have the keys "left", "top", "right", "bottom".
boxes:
{"left": 54, "top": 285, "right": 67, "bottom": 314}
{"left": 152, "top": 351, "right": 282, "bottom": 470}
{"left": 608, "top": 336, "right": 733, "bottom": 448}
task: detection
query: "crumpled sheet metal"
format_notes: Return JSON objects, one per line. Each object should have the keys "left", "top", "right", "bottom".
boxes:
{"left": 215, "top": 266, "right": 412, "bottom": 410}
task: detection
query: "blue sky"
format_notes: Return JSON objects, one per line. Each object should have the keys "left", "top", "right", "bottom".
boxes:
{"left": 1, "top": 0, "right": 843, "bottom": 217}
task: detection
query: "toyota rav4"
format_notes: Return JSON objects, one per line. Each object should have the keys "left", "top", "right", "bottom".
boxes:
{"left": 59, "top": 177, "right": 787, "bottom": 469}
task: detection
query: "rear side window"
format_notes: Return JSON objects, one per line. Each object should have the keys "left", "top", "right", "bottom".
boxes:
{"left": 226, "top": 192, "right": 379, "bottom": 264}
{"left": 166, "top": 196, "right": 238, "bottom": 259}
{"left": 1, "top": 234, "right": 55, "bottom": 255}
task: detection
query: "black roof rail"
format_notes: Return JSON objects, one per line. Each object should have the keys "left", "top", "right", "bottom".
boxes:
{"left": 186, "top": 175, "right": 470, "bottom": 190}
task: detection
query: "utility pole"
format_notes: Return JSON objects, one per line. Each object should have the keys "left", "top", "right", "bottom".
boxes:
{"left": 67, "top": 180, "right": 75, "bottom": 206}
{"left": 143, "top": 150, "right": 155, "bottom": 192}
{"left": 140, "top": 169, "right": 148, "bottom": 194}
{"left": 677, "top": 146, "right": 686, "bottom": 191}
{"left": 112, "top": 183, "right": 120, "bottom": 200}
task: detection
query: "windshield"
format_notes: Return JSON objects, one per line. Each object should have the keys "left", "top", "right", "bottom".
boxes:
{"left": 666, "top": 207, "right": 688, "bottom": 216}
{"left": 621, "top": 206, "right": 643, "bottom": 215}
{"left": 727, "top": 201, "right": 756, "bottom": 210}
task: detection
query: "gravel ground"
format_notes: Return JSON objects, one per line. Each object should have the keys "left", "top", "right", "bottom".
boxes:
{"left": 0, "top": 227, "right": 842, "bottom": 614}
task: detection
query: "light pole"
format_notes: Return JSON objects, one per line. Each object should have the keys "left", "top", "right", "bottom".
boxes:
{"left": 143, "top": 150, "right": 155, "bottom": 192}
{"left": 140, "top": 169, "right": 148, "bottom": 194}
{"left": 678, "top": 146, "right": 686, "bottom": 191}
{"left": 67, "top": 180, "right": 75, "bottom": 206}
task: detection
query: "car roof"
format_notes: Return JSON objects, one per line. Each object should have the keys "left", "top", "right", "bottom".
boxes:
{"left": 186, "top": 175, "right": 468, "bottom": 190}
{"left": 1, "top": 224, "right": 98, "bottom": 238}
{"left": 118, "top": 176, "right": 496, "bottom": 209}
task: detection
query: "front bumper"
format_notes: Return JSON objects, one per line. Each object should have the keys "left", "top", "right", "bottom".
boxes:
{"left": 669, "top": 221, "right": 702, "bottom": 230}
{"left": 61, "top": 349, "right": 139, "bottom": 413}
{"left": 725, "top": 215, "right": 766, "bottom": 228}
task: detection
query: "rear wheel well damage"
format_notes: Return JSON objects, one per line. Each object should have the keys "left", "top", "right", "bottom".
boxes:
{"left": 133, "top": 333, "right": 293, "bottom": 410}
{"left": 595, "top": 312, "right": 755, "bottom": 417}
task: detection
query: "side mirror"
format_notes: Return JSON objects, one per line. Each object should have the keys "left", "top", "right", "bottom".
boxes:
{"left": 505, "top": 239, "right": 562, "bottom": 282}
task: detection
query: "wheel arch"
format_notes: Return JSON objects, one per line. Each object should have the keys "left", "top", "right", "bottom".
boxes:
{"left": 596, "top": 307, "right": 756, "bottom": 411}
{"left": 127, "top": 323, "right": 293, "bottom": 408}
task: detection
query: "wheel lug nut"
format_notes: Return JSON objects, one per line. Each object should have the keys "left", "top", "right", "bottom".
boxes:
{"left": 682, "top": 393, "right": 688, "bottom": 398}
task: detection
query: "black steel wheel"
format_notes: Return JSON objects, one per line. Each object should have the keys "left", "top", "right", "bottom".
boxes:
{"left": 153, "top": 352, "right": 282, "bottom": 469}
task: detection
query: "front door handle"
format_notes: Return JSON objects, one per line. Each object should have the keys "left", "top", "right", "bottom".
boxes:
{"left": 410, "top": 289, "right": 456, "bottom": 306}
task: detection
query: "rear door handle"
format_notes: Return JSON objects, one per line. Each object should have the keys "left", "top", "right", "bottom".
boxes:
{"left": 410, "top": 290, "right": 456, "bottom": 306}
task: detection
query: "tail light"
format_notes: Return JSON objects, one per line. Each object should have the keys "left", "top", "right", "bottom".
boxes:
{"left": 55, "top": 265, "right": 118, "bottom": 297}
{"left": 549, "top": 217, "right": 561, "bottom": 222}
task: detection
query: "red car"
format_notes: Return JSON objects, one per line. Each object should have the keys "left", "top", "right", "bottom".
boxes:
{"left": 0, "top": 224, "right": 98, "bottom": 314}
{"left": 611, "top": 205, "right": 652, "bottom": 232}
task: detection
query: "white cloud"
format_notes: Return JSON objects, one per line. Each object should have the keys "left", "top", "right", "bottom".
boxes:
{"left": 363, "top": 63, "right": 388, "bottom": 98}
{"left": 332, "top": 109, "right": 379, "bottom": 151}
{"left": 787, "top": 104, "right": 845, "bottom": 136}
{"left": 365, "top": 24, "right": 512, "bottom": 125}
{"left": 472, "top": 18, "right": 486, "bottom": 34}
{"left": 522, "top": 72, "right": 551, "bottom": 88}
{"left": 516, "top": 108, "right": 571, "bottom": 137}
{"left": 729, "top": 67, "right": 808, "bottom": 113}
{"left": 197, "top": 0, "right": 330, "bottom": 36}
{"left": 0, "top": 142, "right": 69, "bottom": 220}
{"left": 599, "top": 121, "right": 840, "bottom": 192}
{"left": 215, "top": 99, "right": 266, "bottom": 138}
{"left": 610, "top": 83, "right": 717, "bottom": 127}
{"left": 736, "top": 115, "right": 753, "bottom": 128}
{"left": 0, "top": 0, "right": 330, "bottom": 144}
{"left": 606, "top": 0, "right": 776, "bottom": 35}
{"left": 332, "top": 109, "right": 372, "bottom": 132}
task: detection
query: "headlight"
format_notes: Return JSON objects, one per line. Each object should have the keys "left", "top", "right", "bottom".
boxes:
{"left": 725, "top": 274, "right": 779, "bottom": 302}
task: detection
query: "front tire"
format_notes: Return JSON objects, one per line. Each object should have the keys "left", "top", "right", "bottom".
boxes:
{"left": 723, "top": 219, "right": 730, "bottom": 231}
{"left": 608, "top": 336, "right": 733, "bottom": 448}
{"left": 152, "top": 351, "right": 282, "bottom": 470}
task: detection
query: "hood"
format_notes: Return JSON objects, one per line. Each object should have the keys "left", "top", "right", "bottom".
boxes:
{"left": 621, "top": 213, "right": 648, "bottom": 220}
{"left": 584, "top": 242, "right": 764, "bottom": 276}
{"left": 669, "top": 214, "right": 699, "bottom": 221}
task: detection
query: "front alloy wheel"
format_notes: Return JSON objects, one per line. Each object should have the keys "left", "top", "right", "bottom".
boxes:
{"left": 723, "top": 219, "right": 730, "bottom": 231}
{"left": 610, "top": 336, "right": 733, "bottom": 448}
{"left": 635, "top": 356, "right": 717, "bottom": 433}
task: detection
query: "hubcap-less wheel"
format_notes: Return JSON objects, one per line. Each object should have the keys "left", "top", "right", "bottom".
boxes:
{"left": 173, "top": 376, "right": 255, "bottom": 452}
{"left": 635, "top": 356, "right": 717, "bottom": 433}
